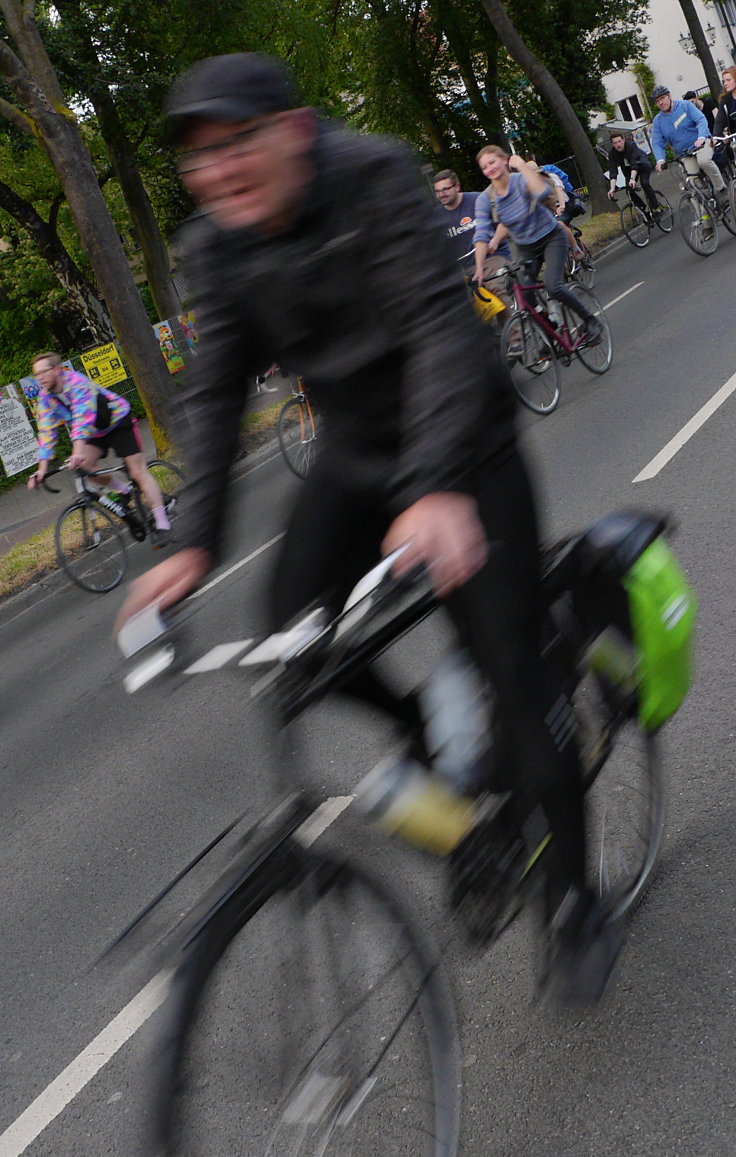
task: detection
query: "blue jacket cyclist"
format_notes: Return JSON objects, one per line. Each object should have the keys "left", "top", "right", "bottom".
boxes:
{"left": 650, "top": 84, "right": 727, "bottom": 201}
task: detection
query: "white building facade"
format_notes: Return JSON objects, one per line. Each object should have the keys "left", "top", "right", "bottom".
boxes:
{"left": 597, "top": 0, "right": 736, "bottom": 125}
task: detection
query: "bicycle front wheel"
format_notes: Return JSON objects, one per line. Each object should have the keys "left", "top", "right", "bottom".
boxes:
{"left": 653, "top": 190, "right": 674, "bottom": 232}
{"left": 620, "top": 203, "right": 650, "bottom": 247}
{"left": 562, "top": 286, "right": 613, "bottom": 375}
{"left": 147, "top": 459, "right": 185, "bottom": 523}
{"left": 277, "top": 395, "right": 319, "bottom": 479}
{"left": 501, "top": 311, "right": 561, "bottom": 415}
{"left": 55, "top": 502, "right": 127, "bottom": 593}
{"left": 157, "top": 852, "right": 461, "bottom": 1157}
{"left": 678, "top": 191, "right": 718, "bottom": 255}
{"left": 577, "top": 676, "right": 665, "bottom": 920}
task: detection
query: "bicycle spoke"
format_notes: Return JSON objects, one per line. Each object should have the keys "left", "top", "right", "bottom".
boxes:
{"left": 678, "top": 192, "right": 718, "bottom": 255}
{"left": 159, "top": 855, "right": 461, "bottom": 1157}
{"left": 55, "top": 503, "right": 127, "bottom": 593}
{"left": 501, "top": 312, "right": 561, "bottom": 415}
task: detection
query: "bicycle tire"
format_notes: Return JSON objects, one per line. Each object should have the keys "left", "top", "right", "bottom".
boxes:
{"left": 54, "top": 502, "right": 127, "bottom": 593}
{"left": 677, "top": 191, "right": 718, "bottom": 255}
{"left": 561, "top": 285, "right": 613, "bottom": 375}
{"left": 147, "top": 459, "right": 185, "bottom": 524}
{"left": 719, "top": 180, "right": 736, "bottom": 235}
{"left": 501, "top": 311, "right": 561, "bottom": 415}
{"left": 156, "top": 849, "right": 462, "bottom": 1157}
{"left": 652, "top": 190, "right": 674, "bottom": 233}
{"left": 620, "top": 202, "right": 650, "bottom": 247}
{"left": 729, "top": 177, "right": 736, "bottom": 227}
{"left": 277, "top": 395, "right": 318, "bottom": 479}
{"left": 573, "top": 242, "right": 596, "bottom": 289}
{"left": 576, "top": 674, "right": 665, "bottom": 920}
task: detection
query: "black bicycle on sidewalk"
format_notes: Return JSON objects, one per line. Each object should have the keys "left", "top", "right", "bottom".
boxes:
{"left": 109, "top": 510, "right": 690, "bottom": 1156}
{"left": 42, "top": 458, "right": 184, "bottom": 593}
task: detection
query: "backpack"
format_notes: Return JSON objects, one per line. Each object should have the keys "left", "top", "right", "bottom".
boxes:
{"left": 541, "top": 164, "right": 574, "bottom": 196}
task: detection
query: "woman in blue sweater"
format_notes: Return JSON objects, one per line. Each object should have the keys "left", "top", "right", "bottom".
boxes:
{"left": 473, "top": 145, "right": 601, "bottom": 341}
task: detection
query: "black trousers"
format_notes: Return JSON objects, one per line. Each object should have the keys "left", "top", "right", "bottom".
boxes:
{"left": 626, "top": 166, "right": 659, "bottom": 211}
{"left": 517, "top": 224, "right": 594, "bottom": 322}
{"left": 269, "top": 445, "right": 586, "bottom": 900}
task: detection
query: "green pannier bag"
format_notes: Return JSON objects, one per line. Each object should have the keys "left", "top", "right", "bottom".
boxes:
{"left": 621, "top": 537, "right": 697, "bottom": 731}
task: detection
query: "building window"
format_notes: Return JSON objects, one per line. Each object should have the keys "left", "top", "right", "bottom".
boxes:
{"left": 715, "top": 0, "right": 736, "bottom": 26}
{"left": 618, "top": 94, "right": 644, "bottom": 121}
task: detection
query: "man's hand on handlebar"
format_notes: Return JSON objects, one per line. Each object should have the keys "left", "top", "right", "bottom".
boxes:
{"left": 114, "top": 547, "right": 212, "bottom": 636}
{"left": 27, "top": 464, "right": 46, "bottom": 490}
{"left": 381, "top": 493, "right": 489, "bottom": 597}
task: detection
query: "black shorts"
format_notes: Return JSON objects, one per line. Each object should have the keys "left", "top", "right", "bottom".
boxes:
{"left": 87, "top": 414, "right": 142, "bottom": 460}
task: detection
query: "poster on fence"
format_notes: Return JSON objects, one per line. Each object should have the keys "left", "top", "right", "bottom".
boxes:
{"left": 153, "top": 321, "right": 185, "bottom": 374}
{"left": 0, "top": 384, "right": 38, "bottom": 476}
{"left": 80, "top": 342, "right": 127, "bottom": 388}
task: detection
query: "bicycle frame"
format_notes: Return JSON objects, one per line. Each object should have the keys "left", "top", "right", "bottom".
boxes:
{"left": 509, "top": 277, "right": 587, "bottom": 355}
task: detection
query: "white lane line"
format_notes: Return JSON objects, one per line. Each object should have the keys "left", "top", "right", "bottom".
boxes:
{"left": 633, "top": 371, "right": 736, "bottom": 483}
{"left": 0, "top": 970, "right": 171, "bottom": 1157}
{"left": 0, "top": 787, "right": 355, "bottom": 1153}
{"left": 602, "top": 281, "right": 645, "bottom": 311}
{"left": 191, "top": 532, "right": 284, "bottom": 599}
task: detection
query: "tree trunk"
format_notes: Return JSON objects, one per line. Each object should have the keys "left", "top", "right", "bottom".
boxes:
{"left": 52, "top": 0, "right": 181, "bottom": 321}
{"left": 0, "top": 178, "right": 113, "bottom": 342}
{"left": 0, "top": 1, "right": 175, "bottom": 451}
{"left": 478, "top": 0, "right": 613, "bottom": 214}
{"left": 679, "top": 0, "right": 721, "bottom": 97}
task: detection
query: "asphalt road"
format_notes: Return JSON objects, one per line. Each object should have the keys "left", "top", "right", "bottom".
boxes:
{"left": 1, "top": 222, "right": 735, "bottom": 1157}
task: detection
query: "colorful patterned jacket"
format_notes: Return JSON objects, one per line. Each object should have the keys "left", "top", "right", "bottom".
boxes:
{"left": 34, "top": 368, "right": 130, "bottom": 460}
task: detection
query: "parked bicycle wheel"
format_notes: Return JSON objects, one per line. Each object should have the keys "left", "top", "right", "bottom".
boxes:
{"left": 678, "top": 191, "right": 718, "bottom": 255}
{"left": 501, "top": 311, "right": 561, "bottom": 415}
{"left": 560, "top": 286, "right": 613, "bottom": 375}
{"left": 620, "top": 202, "right": 650, "bottom": 247}
{"left": 147, "top": 459, "right": 185, "bottom": 522}
{"left": 277, "top": 394, "right": 318, "bottom": 479}
{"left": 652, "top": 190, "right": 674, "bottom": 232}
{"left": 55, "top": 502, "right": 127, "bottom": 593}
{"left": 577, "top": 674, "right": 665, "bottom": 920}
{"left": 156, "top": 851, "right": 462, "bottom": 1157}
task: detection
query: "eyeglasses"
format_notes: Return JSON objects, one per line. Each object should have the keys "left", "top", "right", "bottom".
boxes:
{"left": 434, "top": 185, "right": 458, "bottom": 194}
{"left": 178, "top": 119, "right": 278, "bottom": 174}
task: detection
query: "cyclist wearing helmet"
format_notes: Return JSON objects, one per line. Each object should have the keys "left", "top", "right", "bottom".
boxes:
{"left": 650, "top": 84, "right": 728, "bottom": 204}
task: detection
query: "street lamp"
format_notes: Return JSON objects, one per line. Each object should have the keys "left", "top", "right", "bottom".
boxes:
{"left": 678, "top": 22, "right": 717, "bottom": 54}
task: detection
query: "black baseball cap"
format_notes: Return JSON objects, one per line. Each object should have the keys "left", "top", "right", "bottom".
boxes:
{"left": 166, "top": 53, "right": 298, "bottom": 139}
{"left": 683, "top": 90, "right": 697, "bottom": 100}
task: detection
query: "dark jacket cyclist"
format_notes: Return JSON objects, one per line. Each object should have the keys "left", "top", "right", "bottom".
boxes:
{"left": 118, "top": 52, "right": 619, "bottom": 1002}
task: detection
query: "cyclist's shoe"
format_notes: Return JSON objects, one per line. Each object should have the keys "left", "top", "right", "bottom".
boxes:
{"left": 717, "top": 188, "right": 730, "bottom": 211}
{"left": 150, "top": 525, "right": 171, "bottom": 549}
{"left": 583, "top": 316, "right": 603, "bottom": 346}
{"left": 539, "top": 887, "right": 625, "bottom": 1006}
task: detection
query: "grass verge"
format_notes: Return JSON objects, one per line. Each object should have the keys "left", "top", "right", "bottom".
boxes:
{"left": 579, "top": 211, "right": 624, "bottom": 250}
{"left": 0, "top": 525, "right": 57, "bottom": 600}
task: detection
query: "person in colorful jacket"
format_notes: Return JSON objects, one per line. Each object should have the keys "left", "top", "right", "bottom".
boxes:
{"left": 26, "top": 352, "right": 171, "bottom": 546}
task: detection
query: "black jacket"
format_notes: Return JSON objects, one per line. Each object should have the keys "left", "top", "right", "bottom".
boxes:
{"left": 177, "top": 122, "right": 517, "bottom": 558}
{"left": 714, "top": 92, "right": 736, "bottom": 137}
{"left": 607, "top": 139, "right": 652, "bottom": 180}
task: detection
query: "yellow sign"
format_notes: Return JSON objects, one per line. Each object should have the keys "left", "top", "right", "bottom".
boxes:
{"left": 80, "top": 342, "right": 127, "bottom": 388}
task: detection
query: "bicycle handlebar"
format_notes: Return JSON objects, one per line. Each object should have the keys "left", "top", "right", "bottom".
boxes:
{"left": 117, "top": 549, "right": 436, "bottom": 711}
